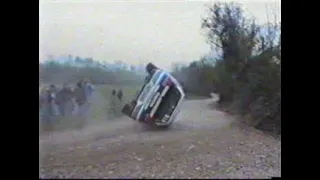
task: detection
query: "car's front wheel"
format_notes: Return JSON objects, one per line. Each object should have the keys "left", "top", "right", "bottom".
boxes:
{"left": 121, "top": 104, "right": 132, "bottom": 117}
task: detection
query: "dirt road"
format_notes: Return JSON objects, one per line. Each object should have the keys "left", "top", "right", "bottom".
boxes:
{"left": 39, "top": 98, "right": 281, "bottom": 178}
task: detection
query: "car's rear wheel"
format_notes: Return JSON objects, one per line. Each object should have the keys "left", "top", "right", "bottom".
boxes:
{"left": 157, "top": 125, "right": 170, "bottom": 129}
{"left": 155, "top": 120, "right": 174, "bottom": 129}
{"left": 146, "top": 63, "right": 158, "bottom": 75}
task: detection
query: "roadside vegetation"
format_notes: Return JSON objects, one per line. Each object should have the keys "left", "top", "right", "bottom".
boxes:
{"left": 172, "top": 2, "right": 281, "bottom": 134}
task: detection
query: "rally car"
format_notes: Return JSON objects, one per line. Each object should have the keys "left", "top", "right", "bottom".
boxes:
{"left": 122, "top": 63, "right": 185, "bottom": 128}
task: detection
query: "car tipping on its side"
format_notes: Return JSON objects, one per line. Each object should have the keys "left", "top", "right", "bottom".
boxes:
{"left": 122, "top": 63, "right": 185, "bottom": 128}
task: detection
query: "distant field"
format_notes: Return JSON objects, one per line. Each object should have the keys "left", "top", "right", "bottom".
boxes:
{"left": 91, "top": 84, "right": 141, "bottom": 121}
{"left": 39, "top": 84, "right": 141, "bottom": 133}
{"left": 98, "top": 84, "right": 141, "bottom": 104}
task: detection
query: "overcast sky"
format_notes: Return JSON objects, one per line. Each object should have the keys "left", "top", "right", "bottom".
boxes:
{"left": 39, "top": 0, "right": 281, "bottom": 70}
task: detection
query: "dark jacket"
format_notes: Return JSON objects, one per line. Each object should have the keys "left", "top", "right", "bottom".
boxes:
{"left": 56, "top": 88, "right": 74, "bottom": 105}
{"left": 117, "top": 90, "right": 123, "bottom": 100}
{"left": 74, "top": 86, "right": 87, "bottom": 105}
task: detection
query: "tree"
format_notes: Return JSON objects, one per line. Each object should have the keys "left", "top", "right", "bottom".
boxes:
{"left": 201, "top": 2, "right": 281, "bottom": 133}
{"left": 39, "top": 56, "right": 145, "bottom": 85}
{"left": 68, "top": 54, "right": 73, "bottom": 61}
{"left": 202, "top": 3, "right": 259, "bottom": 102}
{"left": 172, "top": 2, "right": 281, "bottom": 133}
{"left": 130, "top": 65, "right": 135, "bottom": 72}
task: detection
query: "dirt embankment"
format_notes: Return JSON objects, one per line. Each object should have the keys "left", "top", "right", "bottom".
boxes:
{"left": 39, "top": 97, "right": 281, "bottom": 178}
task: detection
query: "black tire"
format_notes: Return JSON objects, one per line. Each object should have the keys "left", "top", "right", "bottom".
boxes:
{"left": 155, "top": 120, "right": 174, "bottom": 130}
{"left": 158, "top": 123, "right": 173, "bottom": 129}
{"left": 146, "top": 63, "right": 158, "bottom": 75}
{"left": 121, "top": 104, "right": 132, "bottom": 117}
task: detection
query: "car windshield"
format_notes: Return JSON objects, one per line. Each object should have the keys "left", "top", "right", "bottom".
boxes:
{"left": 139, "top": 84, "right": 152, "bottom": 102}
{"left": 150, "top": 70, "right": 161, "bottom": 84}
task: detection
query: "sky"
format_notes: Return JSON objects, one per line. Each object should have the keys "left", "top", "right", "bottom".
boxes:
{"left": 39, "top": 0, "right": 281, "bottom": 70}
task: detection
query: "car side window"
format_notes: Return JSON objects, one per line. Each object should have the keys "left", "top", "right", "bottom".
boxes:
{"left": 138, "top": 70, "right": 161, "bottom": 102}
{"left": 151, "top": 70, "right": 161, "bottom": 85}
{"left": 139, "top": 84, "right": 152, "bottom": 102}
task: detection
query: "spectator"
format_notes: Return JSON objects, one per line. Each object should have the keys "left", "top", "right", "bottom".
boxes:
{"left": 83, "top": 78, "right": 94, "bottom": 98}
{"left": 40, "top": 85, "right": 59, "bottom": 125}
{"left": 117, "top": 89, "right": 123, "bottom": 102}
{"left": 74, "top": 80, "right": 90, "bottom": 118}
{"left": 56, "top": 83, "right": 74, "bottom": 116}
{"left": 48, "top": 84, "right": 59, "bottom": 116}
{"left": 109, "top": 89, "right": 117, "bottom": 115}
{"left": 74, "top": 80, "right": 86, "bottom": 107}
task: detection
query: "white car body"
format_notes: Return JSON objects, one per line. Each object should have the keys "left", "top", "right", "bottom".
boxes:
{"left": 122, "top": 69, "right": 185, "bottom": 127}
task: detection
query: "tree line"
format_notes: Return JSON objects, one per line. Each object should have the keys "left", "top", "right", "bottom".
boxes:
{"left": 39, "top": 58, "right": 145, "bottom": 85}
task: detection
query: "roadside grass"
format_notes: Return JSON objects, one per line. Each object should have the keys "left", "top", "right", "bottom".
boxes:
{"left": 91, "top": 84, "right": 141, "bottom": 121}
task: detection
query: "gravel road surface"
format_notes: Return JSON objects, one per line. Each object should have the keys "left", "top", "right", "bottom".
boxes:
{"left": 39, "top": 97, "right": 281, "bottom": 178}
